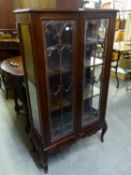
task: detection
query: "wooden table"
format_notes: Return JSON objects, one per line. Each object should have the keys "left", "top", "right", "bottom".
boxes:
{"left": 1, "top": 56, "right": 30, "bottom": 132}
{"left": 1, "top": 56, "right": 25, "bottom": 112}
{"left": 113, "top": 41, "right": 131, "bottom": 88}
{"left": 1, "top": 55, "right": 23, "bottom": 76}
{"left": 0, "top": 36, "right": 20, "bottom": 92}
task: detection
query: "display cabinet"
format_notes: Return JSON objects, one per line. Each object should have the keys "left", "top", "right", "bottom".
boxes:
{"left": 15, "top": 9, "right": 117, "bottom": 172}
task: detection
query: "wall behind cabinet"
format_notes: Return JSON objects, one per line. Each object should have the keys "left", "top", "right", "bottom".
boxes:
{"left": 13, "top": 0, "right": 56, "bottom": 9}
{"left": 56, "top": 0, "right": 82, "bottom": 9}
{"left": 13, "top": 0, "right": 82, "bottom": 9}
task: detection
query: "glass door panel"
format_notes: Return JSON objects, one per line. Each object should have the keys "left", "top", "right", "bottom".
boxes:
{"left": 82, "top": 19, "right": 109, "bottom": 127}
{"left": 43, "top": 21, "right": 74, "bottom": 141}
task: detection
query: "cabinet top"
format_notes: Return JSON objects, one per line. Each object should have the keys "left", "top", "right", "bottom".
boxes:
{"left": 14, "top": 8, "right": 117, "bottom": 14}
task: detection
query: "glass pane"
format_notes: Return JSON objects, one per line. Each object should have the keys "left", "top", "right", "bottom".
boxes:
{"left": 20, "top": 25, "right": 41, "bottom": 134}
{"left": 28, "top": 80, "right": 41, "bottom": 133}
{"left": 43, "top": 20, "right": 74, "bottom": 141}
{"left": 82, "top": 19, "right": 109, "bottom": 126}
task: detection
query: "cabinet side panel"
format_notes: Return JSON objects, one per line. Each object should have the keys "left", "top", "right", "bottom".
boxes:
{"left": 19, "top": 24, "right": 41, "bottom": 135}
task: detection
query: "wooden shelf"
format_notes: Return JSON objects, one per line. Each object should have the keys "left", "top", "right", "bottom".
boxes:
{"left": 86, "top": 37, "right": 104, "bottom": 44}
{"left": 50, "top": 98, "right": 71, "bottom": 111}
{"left": 83, "top": 85, "right": 100, "bottom": 99}
{"left": 48, "top": 67, "right": 71, "bottom": 76}
{"left": 82, "top": 107, "right": 99, "bottom": 126}
{"left": 84, "top": 57, "right": 103, "bottom": 68}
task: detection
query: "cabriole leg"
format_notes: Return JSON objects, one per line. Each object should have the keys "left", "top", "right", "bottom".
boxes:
{"left": 41, "top": 151, "right": 48, "bottom": 173}
{"left": 101, "top": 121, "right": 108, "bottom": 142}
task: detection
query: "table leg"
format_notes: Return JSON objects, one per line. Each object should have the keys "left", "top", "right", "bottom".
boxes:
{"left": 0, "top": 74, "right": 2, "bottom": 88}
{"left": 115, "top": 51, "right": 121, "bottom": 88}
{"left": 13, "top": 78, "right": 20, "bottom": 114}
{"left": 14, "top": 87, "right": 20, "bottom": 113}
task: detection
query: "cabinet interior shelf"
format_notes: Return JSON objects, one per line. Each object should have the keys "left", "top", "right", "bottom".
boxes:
{"left": 82, "top": 107, "right": 99, "bottom": 125}
{"left": 50, "top": 98, "right": 71, "bottom": 111}
{"left": 84, "top": 57, "right": 103, "bottom": 68}
{"left": 51, "top": 125, "right": 73, "bottom": 141}
{"left": 83, "top": 85, "right": 100, "bottom": 99}
{"left": 86, "top": 37, "right": 105, "bottom": 44}
{"left": 48, "top": 67, "right": 71, "bottom": 76}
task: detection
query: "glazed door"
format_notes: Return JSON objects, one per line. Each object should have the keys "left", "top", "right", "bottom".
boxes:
{"left": 43, "top": 20, "right": 76, "bottom": 141}
{"left": 82, "top": 18, "right": 109, "bottom": 127}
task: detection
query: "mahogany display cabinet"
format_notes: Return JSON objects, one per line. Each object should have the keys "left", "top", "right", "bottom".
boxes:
{"left": 14, "top": 9, "right": 117, "bottom": 172}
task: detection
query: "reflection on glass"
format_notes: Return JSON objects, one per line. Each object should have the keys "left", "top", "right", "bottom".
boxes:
{"left": 20, "top": 25, "right": 41, "bottom": 134}
{"left": 28, "top": 80, "right": 41, "bottom": 134}
{"left": 85, "top": 19, "right": 108, "bottom": 60}
{"left": 43, "top": 20, "right": 74, "bottom": 141}
{"left": 82, "top": 19, "right": 109, "bottom": 126}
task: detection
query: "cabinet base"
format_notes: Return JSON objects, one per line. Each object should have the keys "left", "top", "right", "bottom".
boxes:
{"left": 29, "top": 122, "right": 108, "bottom": 173}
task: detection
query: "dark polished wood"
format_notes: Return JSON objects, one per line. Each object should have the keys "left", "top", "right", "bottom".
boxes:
{"left": 0, "top": 55, "right": 23, "bottom": 99}
{"left": 15, "top": 9, "right": 117, "bottom": 172}
{"left": 0, "top": 37, "right": 20, "bottom": 62}
{"left": 101, "top": 121, "right": 108, "bottom": 142}
{"left": 0, "top": 0, "right": 16, "bottom": 31}
{"left": 0, "top": 37, "right": 20, "bottom": 96}
{"left": 1, "top": 56, "right": 24, "bottom": 110}
{"left": 1, "top": 56, "right": 24, "bottom": 76}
